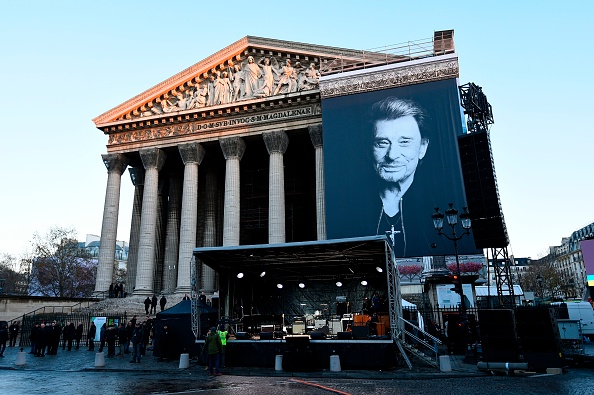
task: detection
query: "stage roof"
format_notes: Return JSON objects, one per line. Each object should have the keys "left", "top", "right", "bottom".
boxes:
{"left": 193, "top": 235, "right": 392, "bottom": 282}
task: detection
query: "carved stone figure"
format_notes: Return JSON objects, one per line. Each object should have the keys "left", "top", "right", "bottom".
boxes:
{"left": 273, "top": 59, "right": 296, "bottom": 95}
{"left": 298, "top": 63, "right": 320, "bottom": 91}
{"left": 206, "top": 75, "right": 216, "bottom": 106}
{"left": 230, "top": 64, "right": 244, "bottom": 102}
{"left": 188, "top": 85, "right": 207, "bottom": 109}
{"left": 243, "top": 56, "right": 262, "bottom": 99}
{"left": 255, "top": 57, "right": 277, "bottom": 98}
{"left": 220, "top": 71, "right": 233, "bottom": 104}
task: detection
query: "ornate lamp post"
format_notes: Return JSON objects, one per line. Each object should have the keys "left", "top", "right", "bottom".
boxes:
{"left": 432, "top": 203, "right": 473, "bottom": 361}
{"left": 536, "top": 274, "right": 543, "bottom": 303}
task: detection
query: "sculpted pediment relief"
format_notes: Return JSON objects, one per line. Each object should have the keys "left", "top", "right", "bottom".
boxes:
{"left": 93, "top": 36, "right": 364, "bottom": 127}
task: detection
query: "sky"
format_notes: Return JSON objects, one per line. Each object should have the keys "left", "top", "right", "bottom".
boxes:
{"left": 0, "top": 0, "right": 592, "bottom": 260}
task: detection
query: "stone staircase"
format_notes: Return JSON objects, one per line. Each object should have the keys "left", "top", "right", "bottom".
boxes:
{"left": 77, "top": 294, "right": 187, "bottom": 318}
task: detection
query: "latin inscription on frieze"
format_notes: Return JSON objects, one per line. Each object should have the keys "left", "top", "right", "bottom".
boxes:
{"left": 108, "top": 105, "right": 317, "bottom": 145}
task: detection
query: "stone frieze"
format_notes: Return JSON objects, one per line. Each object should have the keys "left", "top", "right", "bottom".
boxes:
{"left": 319, "top": 58, "right": 459, "bottom": 99}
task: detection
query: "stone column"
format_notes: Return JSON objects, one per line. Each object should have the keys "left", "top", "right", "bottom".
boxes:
{"left": 201, "top": 169, "right": 218, "bottom": 293}
{"left": 125, "top": 167, "right": 144, "bottom": 293}
{"left": 134, "top": 148, "right": 166, "bottom": 295}
{"left": 309, "top": 124, "right": 327, "bottom": 240}
{"left": 176, "top": 142, "right": 206, "bottom": 294}
{"left": 220, "top": 137, "right": 245, "bottom": 246}
{"left": 153, "top": 179, "right": 166, "bottom": 293}
{"left": 162, "top": 175, "right": 182, "bottom": 294}
{"left": 263, "top": 130, "right": 289, "bottom": 244}
{"left": 95, "top": 153, "right": 129, "bottom": 295}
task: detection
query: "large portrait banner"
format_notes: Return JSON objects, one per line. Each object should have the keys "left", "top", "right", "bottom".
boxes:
{"left": 322, "top": 78, "right": 479, "bottom": 258}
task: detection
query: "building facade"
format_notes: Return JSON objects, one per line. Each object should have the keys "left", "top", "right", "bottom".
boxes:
{"left": 92, "top": 33, "right": 462, "bottom": 297}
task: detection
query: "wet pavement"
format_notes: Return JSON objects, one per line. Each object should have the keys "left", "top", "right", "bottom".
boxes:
{"left": 1, "top": 345, "right": 593, "bottom": 395}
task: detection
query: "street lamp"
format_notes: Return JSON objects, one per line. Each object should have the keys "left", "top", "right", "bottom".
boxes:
{"left": 432, "top": 204, "right": 472, "bottom": 311}
{"left": 536, "top": 274, "right": 543, "bottom": 302}
{"left": 432, "top": 203, "right": 473, "bottom": 361}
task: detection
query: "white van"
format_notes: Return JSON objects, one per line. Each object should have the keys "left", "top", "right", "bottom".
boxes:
{"left": 553, "top": 302, "right": 594, "bottom": 337}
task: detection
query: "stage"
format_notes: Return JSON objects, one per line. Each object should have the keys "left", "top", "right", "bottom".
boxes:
{"left": 196, "top": 337, "right": 397, "bottom": 370}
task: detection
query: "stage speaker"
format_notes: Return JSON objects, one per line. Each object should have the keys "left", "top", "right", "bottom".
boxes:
{"left": 351, "top": 326, "right": 369, "bottom": 339}
{"left": 515, "top": 307, "right": 563, "bottom": 370}
{"left": 458, "top": 131, "right": 509, "bottom": 249}
{"left": 235, "top": 332, "right": 251, "bottom": 340}
{"left": 336, "top": 302, "right": 349, "bottom": 316}
{"left": 285, "top": 335, "right": 310, "bottom": 351}
{"left": 309, "top": 330, "right": 326, "bottom": 340}
{"left": 259, "top": 331, "right": 274, "bottom": 340}
{"left": 478, "top": 309, "right": 520, "bottom": 362}
{"left": 337, "top": 331, "right": 353, "bottom": 340}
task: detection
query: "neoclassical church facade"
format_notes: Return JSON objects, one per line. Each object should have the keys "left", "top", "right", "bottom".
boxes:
{"left": 92, "top": 33, "right": 458, "bottom": 297}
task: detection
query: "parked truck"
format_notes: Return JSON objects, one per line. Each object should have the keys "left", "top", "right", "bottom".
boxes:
{"left": 552, "top": 301, "right": 594, "bottom": 339}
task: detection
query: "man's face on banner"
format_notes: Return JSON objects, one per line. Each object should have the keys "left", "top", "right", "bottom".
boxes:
{"left": 372, "top": 115, "right": 429, "bottom": 184}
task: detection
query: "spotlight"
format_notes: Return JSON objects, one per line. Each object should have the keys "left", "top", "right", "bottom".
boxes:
{"left": 276, "top": 283, "right": 283, "bottom": 289}
{"left": 336, "top": 281, "right": 343, "bottom": 287}
{"left": 237, "top": 272, "right": 244, "bottom": 279}
{"left": 260, "top": 271, "right": 266, "bottom": 277}
{"left": 375, "top": 266, "right": 383, "bottom": 273}
{"left": 360, "top": 280, "right": 368, "bottom": 286}
{"left": 298, "top": 282, "right": 305, "bottom": 289}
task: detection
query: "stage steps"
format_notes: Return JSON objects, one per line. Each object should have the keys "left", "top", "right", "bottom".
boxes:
{"left": 399, "top": 340, "right": 440, "bottom": 368}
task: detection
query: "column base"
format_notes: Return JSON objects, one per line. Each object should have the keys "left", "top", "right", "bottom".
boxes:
{"left": 133, "top": 288, "right": 154, "bottom": 296}
{"left": 92, "top": 290, "right": 109, "bottom": 299}
{"left": 175, "top": 286, "right": 191, "bottom": 295}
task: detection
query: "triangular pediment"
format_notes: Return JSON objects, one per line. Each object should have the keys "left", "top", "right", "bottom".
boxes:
{"left": 93, "top": 36, "right": 374, "bottom": 127}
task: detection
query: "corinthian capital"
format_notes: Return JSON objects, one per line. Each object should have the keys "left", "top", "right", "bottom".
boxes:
{"left": 102, "top": 153, "right": 129, "bottom": 175}
{"left": 263, "top": 130, "right": 289, "bottom": 155}
{"left": 179, "top": 142, "right": 206, "bottom": 165}
{"left": 308, "top": 124, "right": 323, "bottom": 148}
{"left": 220, "top": 137, "right": 246, "bottom": 160}
{"left": 139, "top": 148, "right": 167, "bottom": 171}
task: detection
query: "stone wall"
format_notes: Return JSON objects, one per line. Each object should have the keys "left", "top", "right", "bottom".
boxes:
{"left": 0, "top": 296, "right": 98, "bottom": 322}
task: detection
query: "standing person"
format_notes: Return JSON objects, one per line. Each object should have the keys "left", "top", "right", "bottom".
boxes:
{"left": 106, "top": 324, "right": 117, "bottom": 358}
{"left": 0, "top": 323, "right": 8, "bottom": 357}
{"left": 159, "top": 295, "right": 167, "bottom": 312}
{"left": 130, "top": 322, "right": 143, "bottom": 363}
{"left": 98, "top": 323, "right": 106, "bottom": 353}
{"left": 117, "top": 323, "right": 127, "bottom": 356}
{"left": 64, "top": 322, "right": 75, "bottom": 351}
{"left": 48, "top": 321, "right": 61, "bottom": 355}
{"left": 157, "top": 324, "right": 172, "bottom": 362}
{"left": 36, "top": 322, "right": 49, "bottom": 357}
{"left": 8, "top": 321, "right": 19, "bottom": 347}
{"left": 144, "top": 297, "right": 151, "bottom": 315}
{"left": 87, "top": 322, "right": 96, "bottom": 351}
{"left": 29, "top": 322, "right": 40, "bottom": 354}
{"left": 199, "top": 292, "right": 207, "bottom": 306}
{"left": 182, "top": 294, "right": 190, "bottom": 301}
{"left": 109, "top": 283, "right": 114, "bottom": 298}
{"left": 204, "top": 327, "right": 222, "bottom": 376}
{"left": 218, "top": 324, "right": 229, "bottom": 368}
{"left": 124, "top": 321, "right": 134, "bottom": 354}
{"left": 141, "top": 320, "right": 151, "bottom": 356}
{"left": 74, "top": 323, "right": 83, "bottom": 350}
{"left": 151, "top": 295, "right": 158, "bottom": 314}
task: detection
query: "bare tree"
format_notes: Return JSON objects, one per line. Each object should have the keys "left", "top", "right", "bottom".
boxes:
{"left": 30, "top": 226, "right": 97, "bottom": 297}
{"left": 522, "top": 263, "right": 563, "bottom": 299}
{"left": 0, "top": 253, "right": 28, "bottom": 294}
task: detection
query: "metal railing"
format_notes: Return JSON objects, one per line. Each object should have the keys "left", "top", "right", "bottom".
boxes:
{"left": 399, "top": 316, "right": 442, "bottom": 366}
{"left": 320, "top": 36, "right": 439, "bottom": 77}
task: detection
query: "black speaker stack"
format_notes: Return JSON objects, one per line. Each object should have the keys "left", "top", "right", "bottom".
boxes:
{"left": 458, "top": 131, "right": 509, "bottom": 249}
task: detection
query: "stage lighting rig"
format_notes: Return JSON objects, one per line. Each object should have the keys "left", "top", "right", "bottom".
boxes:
{"left": 459, "top": 82, "right": 494, "bottom": 134}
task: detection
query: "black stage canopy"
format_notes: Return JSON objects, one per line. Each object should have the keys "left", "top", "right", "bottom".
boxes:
{"left": 193, "top": 235, "right": 393, "bottom": 283}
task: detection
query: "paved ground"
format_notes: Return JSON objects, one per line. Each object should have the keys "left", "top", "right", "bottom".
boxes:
{"left": 0, "top": 343, "right": 481, "bottom": 378}
{"left": 1, "top": 344, "right": 593, "bottom": 395}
